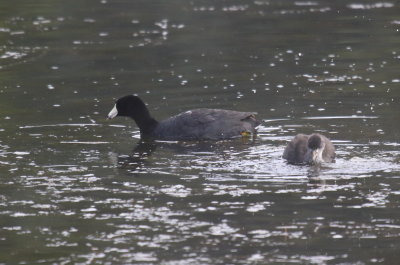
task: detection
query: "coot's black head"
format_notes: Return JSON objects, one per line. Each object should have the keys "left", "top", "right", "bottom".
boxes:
{"left": 308, "top": 134, "right": 322, "bottom": 150}
{"left": 107, "top": 95, "right": 149, "bottom": 120}
{"left": 107, "top": 95, "right": 158, "bottom": 135}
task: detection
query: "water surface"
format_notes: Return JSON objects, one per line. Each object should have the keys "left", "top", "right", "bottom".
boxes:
{"left": 0, "top": 0, "right": 399, "bottom": 264}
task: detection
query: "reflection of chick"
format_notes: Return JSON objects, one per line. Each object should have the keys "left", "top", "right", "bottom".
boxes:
{"left": 283, "top": 133, "right": 335, "bottom": 165}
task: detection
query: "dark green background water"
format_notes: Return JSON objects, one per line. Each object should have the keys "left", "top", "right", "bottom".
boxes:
{"left": 0, "top": 0, "right": 399, "bottom": 264}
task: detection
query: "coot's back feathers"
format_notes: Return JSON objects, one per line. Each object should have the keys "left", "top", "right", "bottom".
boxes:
{"left": 283, "top": 134, "right": 309, "bottom": 164}
{"left": 152, "top": 108, "right": 259, "bottom": 140}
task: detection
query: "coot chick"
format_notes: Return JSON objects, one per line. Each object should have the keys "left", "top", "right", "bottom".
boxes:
{"left": 107, "top": 95, "right": 260, "bottom": 140}
{"left": 283, "top": 133, "right": 335, "bottom": 165}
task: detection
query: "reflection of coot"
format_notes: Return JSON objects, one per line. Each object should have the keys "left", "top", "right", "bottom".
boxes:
{"left": 107, "top": 95, "right": 260, "bottom": 140}
{"left": 117, "top": 140, "right": 157, "bottom": 171}
{"left": 117, "top": 137, "right": 256, "bottom": 173}
{"left": 283, "top": 133, "right": 335, "bottom": 165}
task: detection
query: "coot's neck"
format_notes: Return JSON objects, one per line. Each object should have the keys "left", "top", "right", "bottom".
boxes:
{"left": 131, "top": 114, "right": 159, "bottom": 136}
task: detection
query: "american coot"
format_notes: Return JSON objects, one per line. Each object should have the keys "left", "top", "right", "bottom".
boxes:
{"left": 107, "top": 95, "right": 260, "bottom": 140}
{"left": 283, "top": 133, "right": 335, "bottom": 165}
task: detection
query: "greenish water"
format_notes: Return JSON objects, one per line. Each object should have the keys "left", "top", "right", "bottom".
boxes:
{"left": 0, "top": 0, "right": 399, "bottom": 264}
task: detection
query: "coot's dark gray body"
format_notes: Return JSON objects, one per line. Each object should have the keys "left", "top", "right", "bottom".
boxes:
{"left": 283, "top": 133, "right": 335, "bottom": 164}
{"left": 152, "top": 108, "right": 259, "bottom": 140}
{"left": 107, "top": 95, "right": 260, "bottom": 141}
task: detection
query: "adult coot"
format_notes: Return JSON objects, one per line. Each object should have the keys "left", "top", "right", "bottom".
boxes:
{"left": 107, "top": 95, "right": 260, "bottom": 140}
{"left": 283, "top": 133, "right": 335, "bottom": 165}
